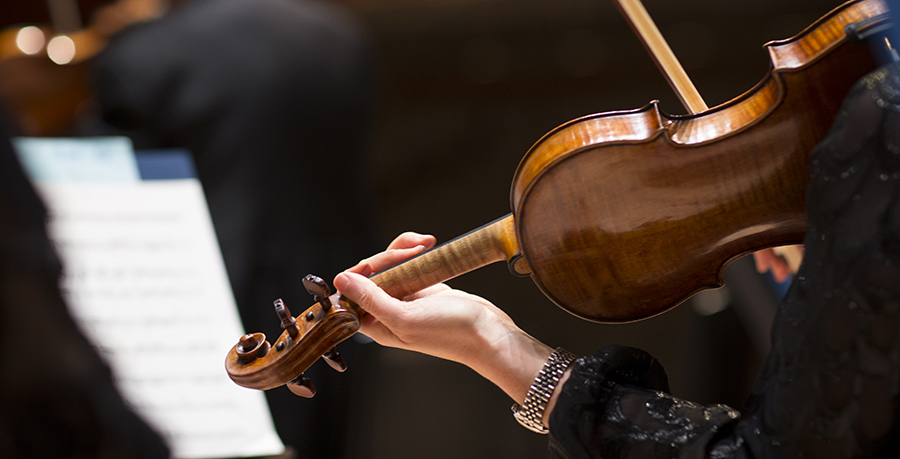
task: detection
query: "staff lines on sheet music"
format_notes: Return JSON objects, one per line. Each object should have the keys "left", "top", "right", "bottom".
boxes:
{"left": 25, "top": 176, "right": 284, "bottom": 458}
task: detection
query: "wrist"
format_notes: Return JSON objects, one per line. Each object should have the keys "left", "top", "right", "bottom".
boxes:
{"left": 466, "top": 326, "right": 554, "bottom": 404}
{"left": 445, "top": 312, "right": 575, "bottom": 433}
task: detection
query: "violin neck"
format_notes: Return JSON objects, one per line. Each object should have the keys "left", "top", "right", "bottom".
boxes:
{"left": 370, "top": 214, "right": 520, "bottom": 299}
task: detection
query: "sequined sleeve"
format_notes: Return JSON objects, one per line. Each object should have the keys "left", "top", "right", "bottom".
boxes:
{"left": 548, "top": 346, "right": 749, "bottom": 459}
{"left": 548, "top": 64, "right": 900, "bottom": 459}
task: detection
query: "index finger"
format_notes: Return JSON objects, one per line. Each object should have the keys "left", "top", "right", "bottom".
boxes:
{"left": 386, "top": 232, "right": 436, "bottom": 251}
{"left": 347, "top": 233, "right": 437, "bottom": 276}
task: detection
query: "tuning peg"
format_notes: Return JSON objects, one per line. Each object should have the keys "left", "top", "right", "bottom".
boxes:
{"left": 322, "top": 348, "right": 347, "bottom": 372}
{"left": 303, "top": 274, "right": 332, "bottom": 311}
{"left": 235, "top": 332, "right": 270, "bottom": 362}
{"left": 287, "top": 373, "right": 316, "bottom": 398}
{"left": 273, "top": 298, "right": 299, "bottom": 338}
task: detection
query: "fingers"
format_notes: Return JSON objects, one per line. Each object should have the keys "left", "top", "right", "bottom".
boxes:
{"left": 350, "top": 246, "right": 426, "bottom": 276}
{"left": 753, "top": 249, "right": 772, "bottom": 273}
{"left": 348, "top": 233, "right": 437, "bottom": 276}
{"left": 334, "top": 271, "right": 399, "bottom": 320}
{"left": 386, "top": 232, "right": 436, "bottom": 251}
{"left": 770, "top": 263, "right": 791, "bottom": 283}
{"left": 753, "top": 249, "right": 791, "bottom": 283}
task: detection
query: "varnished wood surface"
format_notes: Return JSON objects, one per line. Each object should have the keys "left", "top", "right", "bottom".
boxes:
{"left": 227, "top": 0, "right": 883, "bottom": 389}
{"left": 511, "top": 0, "right": 882, "bottom": 322}
{"left": 372, "top": 214, "right": 520, "bottom": 299}
{"left": 226, "top": 215, "right": 521, "bottom": 389}
{"left": 226, "top": 298, "right": 360, "bottom": 390}
{"left": 767, "top": 0, "right": 888, "bottom": 69}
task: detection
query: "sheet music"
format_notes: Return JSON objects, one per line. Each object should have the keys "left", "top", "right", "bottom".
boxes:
{"left": 16, "top": 138, "right": 284, "bottom": 459}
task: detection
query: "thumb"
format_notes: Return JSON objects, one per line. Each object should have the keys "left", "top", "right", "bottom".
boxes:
{"left": 334, "top": 272, "right": 396, "bottom": 318}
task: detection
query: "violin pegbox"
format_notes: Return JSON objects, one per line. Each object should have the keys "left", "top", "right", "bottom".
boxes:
{"left": 224, "top": 274, "right": 361, "bottom": 396}
{"left": 301, "top": 275, "right": 348, "bottom": 373}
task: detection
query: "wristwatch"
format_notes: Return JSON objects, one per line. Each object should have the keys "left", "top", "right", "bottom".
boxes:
{"left": 511, "top": 347, "right": 577, "bottom": 434}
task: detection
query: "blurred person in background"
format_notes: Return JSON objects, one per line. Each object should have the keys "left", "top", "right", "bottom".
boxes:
{"left": 0, "top": 1, "right": 380, "bottom": 457}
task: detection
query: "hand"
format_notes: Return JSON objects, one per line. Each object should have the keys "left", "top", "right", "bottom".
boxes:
{"left": 337, "top": 232, "right": 512, "bottom": 365}
{"left": 752, "top": 247, "right": 800, "bottom": 283}
{"left": 333, "top": 232, "right": 555, "bottom": 406}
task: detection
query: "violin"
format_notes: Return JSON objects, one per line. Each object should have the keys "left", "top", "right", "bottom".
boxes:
{"left": 225, "top": 0, "right": 889, "bottom": 394}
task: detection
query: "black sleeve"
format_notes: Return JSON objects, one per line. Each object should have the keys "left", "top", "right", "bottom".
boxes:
{"left": 548, "top": 346, "right": 750, "bottom": 459}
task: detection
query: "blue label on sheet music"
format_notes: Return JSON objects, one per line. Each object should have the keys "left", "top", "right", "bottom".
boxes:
{"left": 13, "top": 137, "right": 141, "bottom": 182}
{"left": 135, "top": 149, "right": 197, "bottom": 180}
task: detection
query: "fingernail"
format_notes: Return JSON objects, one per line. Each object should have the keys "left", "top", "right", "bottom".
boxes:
{"left": 334, "top": 273, "right": 349, "bottom": 290}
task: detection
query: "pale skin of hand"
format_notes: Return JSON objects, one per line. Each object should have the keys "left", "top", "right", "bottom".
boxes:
{"left": 333, "top": 232, "right": 570, "bottom": 429}
{"left": 751, "top": 248, "right": 795, "bottom": 283}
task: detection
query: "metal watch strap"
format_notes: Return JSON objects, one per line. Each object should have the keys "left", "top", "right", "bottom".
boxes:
{"left": 511, "top": 347, "right": 577, "bottom": 434}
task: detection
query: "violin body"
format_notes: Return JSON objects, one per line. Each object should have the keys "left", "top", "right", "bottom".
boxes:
{"left": 226, "top": 0, "right": 888, "bottom": 390}
{"left": 513, "top": 0, "right": 885, "bottom": 321}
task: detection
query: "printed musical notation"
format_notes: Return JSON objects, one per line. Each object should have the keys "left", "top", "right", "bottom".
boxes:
{"left": 16, "top": 138, "right": 284, "bottom": 459}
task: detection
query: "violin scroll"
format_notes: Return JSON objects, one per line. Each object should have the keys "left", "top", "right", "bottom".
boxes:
{"left": 235, "top": 333, "right": 270, "bottom": 362}
{"left": 224, "top": 275, "right": 361, "bottom": 395}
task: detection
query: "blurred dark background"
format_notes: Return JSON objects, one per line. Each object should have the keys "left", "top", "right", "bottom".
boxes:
{"left": 0, "top": 0, "right": 846, "bottom": 458}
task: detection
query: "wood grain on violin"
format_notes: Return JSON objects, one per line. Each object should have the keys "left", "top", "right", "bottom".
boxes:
{"left": 514, "top": 0, "right": 885, "bottom": 321}
{"left": 226, "top": 0, "right": 886, "bottom": 391}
